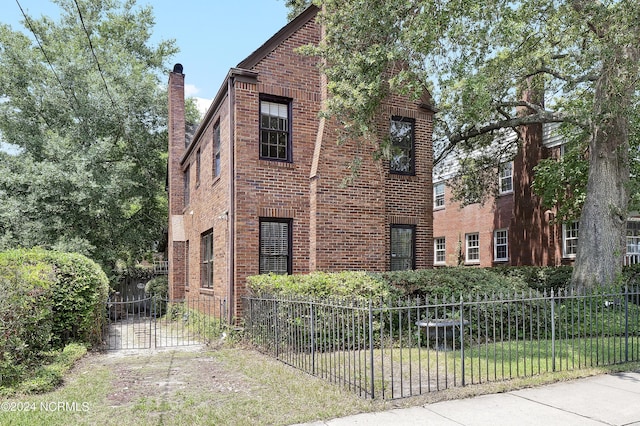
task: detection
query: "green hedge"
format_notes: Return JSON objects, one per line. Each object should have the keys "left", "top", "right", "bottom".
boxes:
{"left": 0, "top": 248, "right": 109, "bottom": 385}
{"left": 247, "top": 271, "right": 398, "bottom": 300}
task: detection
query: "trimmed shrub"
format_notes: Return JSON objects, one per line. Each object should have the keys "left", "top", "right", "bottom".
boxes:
{"left": 381, "top": 267, "right": 530, "bottom": 300}
{"left": 247, "top": 271, "right": 397, "bottom": 300}
{"left": 492, "top": 265, "right": 573, "bottom": 292}
{"left": 0, "top": 248, "right": 109, "bottom": 349}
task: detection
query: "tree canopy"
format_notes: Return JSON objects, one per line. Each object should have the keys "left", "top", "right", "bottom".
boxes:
{"left": 295, "top": 0, "right": 640, "bottom": 288}
{"left": 0, "top": 0, "right": 178, "bottom": 271}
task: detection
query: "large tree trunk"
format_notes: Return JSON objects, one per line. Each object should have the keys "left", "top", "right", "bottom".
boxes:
{"left": 572, "top": 46, "right": 637, "bottom": 291}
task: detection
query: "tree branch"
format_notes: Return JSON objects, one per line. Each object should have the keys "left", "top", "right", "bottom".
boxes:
{"left": 523, "top": 66, "right": 598, "bottom": 83}
{"left": 434, "top": 111, "right": 577, "bottom": 166}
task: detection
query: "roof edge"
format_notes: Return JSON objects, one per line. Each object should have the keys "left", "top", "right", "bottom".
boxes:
{"left": 180, "top": 68, "right": 259, "bottom": 166}
{"left": 237, "top": 5, "right": 320, "bottom": 70}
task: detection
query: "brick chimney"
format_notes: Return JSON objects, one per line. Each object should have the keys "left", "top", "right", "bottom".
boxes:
{"left": 167, "top": 63, "right": 187, "bottom": 299}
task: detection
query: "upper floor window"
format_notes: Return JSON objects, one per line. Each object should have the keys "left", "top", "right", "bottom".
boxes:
{"left": 494, "top": 229, "right": 508, "bottom": 262}
{"left": 391, "top": 225, "right": 415, "bottom": 270}
{"left": 260, "top": 219, "right": 292, "bottom": 274}
{"left": 213, "top": 121, "right": 221, "bottom": 178}
{"left": 563, "top": 221, "right": 579, "bottom": 258}
{"left": 195, "top": 149, "right": 201, "bottom": 187}
{"left": 435, "top": 237, "right": 446, "bottom": 265}
{"left": 201, "top": 229, "right": 213, "bottom": 289}
{"left": 183, "top": 166, "right": 190, "bottom": 208}
{"left": 465, "top": 232, "right": 480, "bottom": 263}
{"left": 499, "top": 162, "right": 513, "bottom": 194}
{"left": 389, "top": 117, "right": 415, "bottom": 175}
{"left": 260, "top": 96, "right": 291, "bottom": 161}
{"left": 434, "top": 182, "right": 445, "bottom": 209}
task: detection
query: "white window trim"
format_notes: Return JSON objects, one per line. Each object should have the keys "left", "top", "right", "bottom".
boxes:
{"left": 465, "top": 233, "right": 480, "bottom": 264}
{"left": 434, "top": 237, "right": 446, "bottom": 265}
{"left": 493, "top": 229, "right": 509, "bottom": 262}
{"left": 434, "top": 182, "right": 445, "bottom": 210}
{"left": 626, "top": 219, "right": 640, "bottom": 255}
{"left": 499, "top": 162, "right": 513, "bottom": 194}
{"left": 562, "top": 221, "right": 579, "bottom": 258}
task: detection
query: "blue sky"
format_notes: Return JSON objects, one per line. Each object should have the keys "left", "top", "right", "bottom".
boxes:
{"left": 5, "top": 0, "right": 291, "bottom": 104}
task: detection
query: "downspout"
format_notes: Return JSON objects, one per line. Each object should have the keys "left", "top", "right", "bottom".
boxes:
{"left": 227, "top": 75, "right": 236, "bottom": 324}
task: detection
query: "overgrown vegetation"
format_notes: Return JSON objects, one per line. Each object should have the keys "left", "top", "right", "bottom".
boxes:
{"left": 0, "top": 248, "right": 109, "bottom": 393}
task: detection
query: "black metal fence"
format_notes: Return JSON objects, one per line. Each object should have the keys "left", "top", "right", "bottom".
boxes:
{"left": 243, "top": 286, "right": 640, "bottom": 399}
{"left": 103, "top": 295, "right": 223, "bottom": 350}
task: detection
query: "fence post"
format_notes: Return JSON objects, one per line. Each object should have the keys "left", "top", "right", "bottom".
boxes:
{"left": 368, "top": 299, "right": 375, "bottom": 399}
{"left": 460, "top": 295, "right": 465, "bottom": 387}
{"left": 310, "top": 301, "right": 316, "bottom": 376}
{"left": 625, "top": 284, "right": 629, "bottom": 363}
{"left": 274, "top": 299, "right": 279, "bottom": 359}
{"left": 550, "top": 289, "right": 556, "bottom": 372}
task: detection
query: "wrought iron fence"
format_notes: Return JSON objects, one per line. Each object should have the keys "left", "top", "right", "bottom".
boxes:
{"left": 103, "top": 295, "right": 224, "bottom": 350}
{"left": 243, "top": 286, "right": 640, "bottom": 399}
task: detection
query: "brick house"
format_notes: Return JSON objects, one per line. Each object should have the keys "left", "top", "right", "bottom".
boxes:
{"left": 433, "top": 120, "right": 640, "bottom": 268}
{"left": 167, "top": 6, "right": 435, "bottom": 322}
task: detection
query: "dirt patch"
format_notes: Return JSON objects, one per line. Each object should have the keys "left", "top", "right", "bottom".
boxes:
{"left": 71, "top": 345, "right": 254, "bottom": 410}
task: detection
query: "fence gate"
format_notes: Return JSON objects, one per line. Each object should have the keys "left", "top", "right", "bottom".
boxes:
{"left": 103, "top": 296, "right": 216, "bottom": 350}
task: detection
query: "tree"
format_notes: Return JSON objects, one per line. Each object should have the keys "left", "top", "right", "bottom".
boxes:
{"left": 298, "top": 0, "right": 640, "bottom": 290}
{"left": 0, "top": 0, "right": 178, "bottom": 271}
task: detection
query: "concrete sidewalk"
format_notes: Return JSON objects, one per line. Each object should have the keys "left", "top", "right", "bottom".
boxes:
{"left": 300, "top": 371, "right": 640, "bottom": 425}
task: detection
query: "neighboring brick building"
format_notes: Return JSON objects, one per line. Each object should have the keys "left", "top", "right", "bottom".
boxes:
{"left": 167, "top": 6, "right": 434, "bottom": 322}
{"left": 433, "top": 120, "right": 640, "bottom": 268}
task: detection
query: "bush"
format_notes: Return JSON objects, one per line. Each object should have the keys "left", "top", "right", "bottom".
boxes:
{"left": 0, "top": 249, "right": 109, "bottom": 365}
{"left": 247, "top": 271, "right": 397, "bottom": 300}
{"left": 492, "top": 265, "right": 573, "bottom": 292}
{"left": 145, "top": 275, "right": 168, "bottom": 315}
{"left": 0, "top": 269, "right": 54, "bottom": 385}
{"left": 381, "top": 267, "right": 530, "bottom": 300}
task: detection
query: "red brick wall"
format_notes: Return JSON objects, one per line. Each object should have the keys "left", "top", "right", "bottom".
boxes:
{"left": 167, "top": 70, "right": 186, "bottom": 299}
{"left": 169, "top": 12, "right": 435, "bottom": 320}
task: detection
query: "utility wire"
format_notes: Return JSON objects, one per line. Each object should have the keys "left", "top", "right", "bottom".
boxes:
{"left": 15, "top": 0, "right": 82, "bottom": 112}
{"left": 72, "top": 0, "right": 118, "bottom": 110}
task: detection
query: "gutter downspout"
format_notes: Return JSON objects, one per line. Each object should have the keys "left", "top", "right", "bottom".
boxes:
{"left": 227, "top": 75, "right": 236, "bottom": 324}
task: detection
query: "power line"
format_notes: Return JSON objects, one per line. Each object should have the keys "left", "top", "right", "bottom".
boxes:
{"left": 15, "top": 0, "right": 82, "bottom": 112}
{"left": 72, "top": 0, "right": 118, "bottom": 110}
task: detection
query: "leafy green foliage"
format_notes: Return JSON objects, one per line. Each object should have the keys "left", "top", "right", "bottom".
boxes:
{"left": 492, "top": 266, "right": 574, "bottom": 293}
{"left": 0, "top": 0, "right": 177, "bottom": 269}
{"left": 0, "top": 248, "right": 109, "bottom": 377}
{"left": 247, "top": 271, "right": 398, "bottom": 300}
{"left": 382, "top": 268, "right": 530, "bottom": 300}
{"left": 145, "top": 275, "right": 168, "bottom": 315}
{"left": 308, "top": 0, "right": 640, "bottom": 288}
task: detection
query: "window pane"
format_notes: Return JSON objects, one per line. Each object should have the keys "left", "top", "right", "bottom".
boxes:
{"left": 260, "top": 220, "right": 290, "bottom": 275}
{"left": 391, "top": 226, "right": 414, "bottom": 271}
{"left": 390, "top": 118, "right": 414, "bottom": 174}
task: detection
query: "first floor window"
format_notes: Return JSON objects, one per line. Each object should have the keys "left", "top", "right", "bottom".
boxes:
{"left": 260, "top": 219, "right": 292, "bottom": 274}
{"left": 201, "top": 230, "right": 213, "bottom": 288}
{"left": 466, "top": 233, "right": 480, "bottom": 263}
{"left": 391, "top": 225, "right": 415, "bottom": 270}
{"left": 494, "top": 229, "right": 508, "bottom": 261}
{"left": 563, "top": 221, "right": 579, "bottom": 258}
{"left": 185, "top": 241, "right": 190, "bottom": 288}
{"left": 435, "top": 237, "right": 446, "bottom": 264}
{"left": 627, "top": 221, "right": 640, "bottom": 255}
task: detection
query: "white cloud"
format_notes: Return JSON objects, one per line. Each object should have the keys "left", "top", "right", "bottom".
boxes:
{"left": 184, "top": 84, "right": 200, "bottom": 97}
{"left": 194, "top": 97, "right": 212, "bottom": 117}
